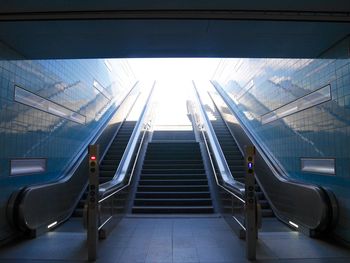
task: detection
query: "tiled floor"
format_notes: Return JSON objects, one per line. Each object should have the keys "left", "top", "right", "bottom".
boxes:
{"left": 0, "top": 217, "right": 349, "bottom": 263}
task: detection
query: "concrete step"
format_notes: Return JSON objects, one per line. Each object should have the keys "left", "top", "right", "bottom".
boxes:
{"left": 137, "top": 185, "right": 210, "bottom": 192}
{"left": 138, "top": 179, "right": 209, "bottom": 185}
{"left": 132, "top": 206, "right": 214, "bottom": 214}
{"left": 134, "top": 198, "right": 213, "bottom": 206}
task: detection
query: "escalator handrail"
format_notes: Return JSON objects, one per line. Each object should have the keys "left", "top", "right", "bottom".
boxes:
{"left": 211, "top": 81, "right": 338, "bottom": 231}
{"left": 211, "top": 82, "right": 291, "bottom": 181}
{"left": 211, "top": 81, "right": 308, "bottom": 183}
{"left": 99, "top": 89, "right": 142, "bottom": 163}
{"left": 8, "top": 81, "right": 140, "bottom": 232}
{"left": 200, "top": 121, "right": 246, "bottom": 203}
{"left": 192, "top": 82, "right": 245, "bottom": 203}
{"left": 19, "top": 81, "right": 139, "bottom": 186}
{"left": 58, "top": 81, "right": 140, "bottom": 182}
{"left": 99, "top": 82, "right": 156, "bottom": 200}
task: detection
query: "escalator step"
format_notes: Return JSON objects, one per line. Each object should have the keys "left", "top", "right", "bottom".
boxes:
{"left": 132, "top": 206, "right": 214, "bottom": 214}
{"left": 140, "top": 174, "right": 207, "bottom": 180}
{"left": 137, "top": 185, "right": 210, "bottom": 192}
{"left": 141, "top": 169, "right": 206, "bottom": 174}
{"left": 134, "top": 198, "right": 213, "bottom": 206}
{"left": 136, "top": 191, "right": 211, "bottom": 198}
{"left": 138, "top": 179, "right": 209, "bottom": 185}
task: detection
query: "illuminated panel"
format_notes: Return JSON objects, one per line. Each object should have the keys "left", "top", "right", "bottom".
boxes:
{"left": 14, "top": 86, "right": 86, "bottom": 124}
{"left": 301, "top": 158, "right": 335, "bottom": 175}
{"left": 11, "top": 158, "right": 46, "bottom": 176}
{"left": 261, "top": 85, "right": 331, "bottom": 125}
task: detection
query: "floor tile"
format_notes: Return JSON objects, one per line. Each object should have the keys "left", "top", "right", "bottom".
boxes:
{"left": 173, "top": 247, "right": 199, "bottom": 263}
{"left": 118, "top": 247, "right": 147, "bottom": 263}
{"left": 196, "top": 246, "right": 245, "bottom": 262}
{"left": 1, "top": 217, "right": 349, "bottom": 263}
{"left": 145, "top": 246, "right": 172, "bottom": 263}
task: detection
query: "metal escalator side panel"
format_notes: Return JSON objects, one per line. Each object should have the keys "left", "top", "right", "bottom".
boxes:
{"left": 99, "top": 81, "right": 156, "bottom": 199}
{"left": 205, "top": 97, "right": 274, "bottom": 218}
{"left": 191, "top": 82, "right": 243, "bottom": 190}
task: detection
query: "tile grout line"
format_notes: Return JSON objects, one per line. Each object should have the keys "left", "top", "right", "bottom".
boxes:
{"left": 172, "top": 219, "right": 174, "bottom": 263}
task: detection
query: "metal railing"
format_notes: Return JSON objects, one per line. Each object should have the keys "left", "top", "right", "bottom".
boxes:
{"left": 86, "top": 82, "right": 156, "bottom": 261}
{"left": 97, "top": 120, "right": 151, "bottom": 232}
{"left": 98, "top": 83, "right": 155, "bottom": 198}
{"left": 191, "top": 83, "right": 245, "bottom": 205}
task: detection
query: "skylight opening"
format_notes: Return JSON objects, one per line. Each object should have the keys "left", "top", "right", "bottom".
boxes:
{"left": 108, "top": 58, "right": 221, "bottom": 130}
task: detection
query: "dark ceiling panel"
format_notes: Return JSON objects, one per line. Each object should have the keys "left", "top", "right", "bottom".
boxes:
{"left": 1, "top": 0, "right": 350, "bottom": 12}
{"left": 0, "top": 1, "right": 349, "bottom": 59}
{"left": 0, "top": 19, "right": 349, "bottom": 59}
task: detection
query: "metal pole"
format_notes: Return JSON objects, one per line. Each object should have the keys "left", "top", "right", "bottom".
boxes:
{"left": 245, "top": 145, "right": 256, "bottom": 260}
{"left": 88, "top": 145, "right": 99, "bottom": 262}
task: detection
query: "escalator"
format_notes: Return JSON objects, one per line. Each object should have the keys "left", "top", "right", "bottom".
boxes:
{"left": 99, "top": 121, "right": 137, "bottom": 183}
{"left": 73, "top": 120, "right": 136, "bottom": 217}
{"left": 5, "top": 84, "right": 152, "bottom": 238}
{"left": 208, "top": 103, "right": 274, "bottom": 217}
{"left": 132, "top": 131, "right": 214, "bottom": 214}
{"left": 207, "top": 83, "right": 338, "bottom": 235}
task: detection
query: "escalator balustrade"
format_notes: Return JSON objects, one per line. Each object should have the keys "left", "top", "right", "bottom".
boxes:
{"left": 208, "top": 106, "right": 274, "bottom": 217}
{"left": 73, "top": 121, "right": 136, "bottom": 217}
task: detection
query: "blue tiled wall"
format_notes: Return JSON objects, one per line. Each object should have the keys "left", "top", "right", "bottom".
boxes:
{"left": 213, "top": 58, "right": 350, "bottom": 243}
{"left": 0, "top": 59, "right": 136, "bottom": 239}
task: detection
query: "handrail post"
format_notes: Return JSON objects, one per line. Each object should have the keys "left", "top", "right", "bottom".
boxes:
{"left": 245, "top": 145, "right": 257, "bottom": 260}
{"left": 87, "top": 144, "right": 99, "bottom": 261}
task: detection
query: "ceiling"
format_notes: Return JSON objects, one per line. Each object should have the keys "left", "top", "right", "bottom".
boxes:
{"left": 0, "top": 1, "right": 349, "bottom": 59}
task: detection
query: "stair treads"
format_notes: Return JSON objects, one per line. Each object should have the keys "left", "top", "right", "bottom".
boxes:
{"left": 132, "top": 141, "right": 214, "bottom": 214}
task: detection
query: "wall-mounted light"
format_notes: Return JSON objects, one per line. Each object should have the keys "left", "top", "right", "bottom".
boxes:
{"left": 289, "top": 221, "right": 299, "bottom": 228}
{"left": 47, "top": 221, "right": 58, "bottom": 229}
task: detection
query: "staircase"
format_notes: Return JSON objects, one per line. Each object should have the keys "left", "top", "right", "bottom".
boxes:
{"left": 72, "top": 121, "right": 136, "bottom": 217}
{"left": 208, "top": 106, "right": 274, "bottom": 217}
{"left": 132, "top": 132, "right": 214, "bottom": 214}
